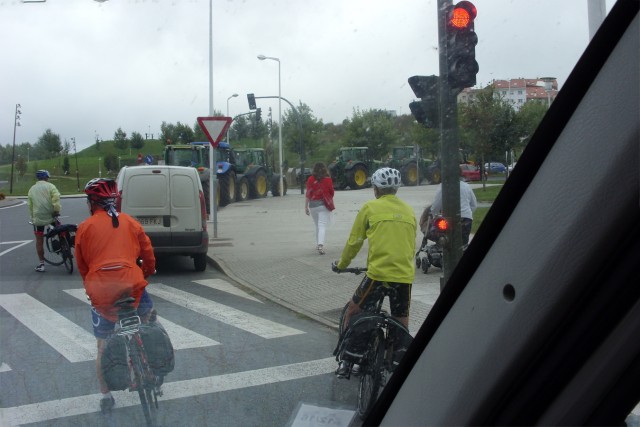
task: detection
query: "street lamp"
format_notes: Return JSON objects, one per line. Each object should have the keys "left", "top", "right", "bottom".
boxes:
{"left": 540, "top": 77, "right": 556, "bottom": 108}
{"left": 226, "top": 93, "right": 238, "bottom": 144}
{"left": 9, "top": 104, "right": 21, "bottom": 194}
{"left": 27, "top": 147, "right": 29, "bottom": 164}
{"left": 71, "top": 137, "right": 80, "bottom": 192}
{"left": 257, "top": 54, "right": 284, "bottom": 197}
{"left": 98, "top": 157, "right": 102, "bottom": 178}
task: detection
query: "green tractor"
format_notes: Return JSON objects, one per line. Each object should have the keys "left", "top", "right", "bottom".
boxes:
{"left": 329, "top": 147, "right": 379, "bottom": 190}
{"left": 232, "top": 147, "right": 287, "bottom": 200}
{"left": 385, "top": 146, "right": 431, "bottom": 186}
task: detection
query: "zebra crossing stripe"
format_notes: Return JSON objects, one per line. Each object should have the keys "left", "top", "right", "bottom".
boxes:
{"left": 0, "top": 294, "right": 96, "bottom": 362}
{"left": 0, "top": 363, "right": 10, "bottom": 373}
{"left": 147, "top": 283, "right": 305, "bottom": 339}
{"left": 193, "top": 278, "right": 263, "bottom": 303}
{"left": 0, "top": 357, "right": 337, "bottom": 426}
{"left": 63, "top": 289, "right": 221, "bottom": 350}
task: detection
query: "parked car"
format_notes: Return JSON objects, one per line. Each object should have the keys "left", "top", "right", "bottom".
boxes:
{"left": 484, "top": 162, "right": 507, "bottom": 174}
{"left": 460, "top": 164, "right": 481, "bottom": 181}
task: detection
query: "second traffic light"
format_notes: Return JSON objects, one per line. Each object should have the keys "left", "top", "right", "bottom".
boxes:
{"left": 408, "top": 75, "right": 439, "bottom": 128}
{"left": 446, "top": 1, "right": 478, "bottom": 91}
{"left": 255, "top": 108, "right": 262, "bottom": 121}
{"left": 247, "top": 93, "right": 256, "bottom": 110}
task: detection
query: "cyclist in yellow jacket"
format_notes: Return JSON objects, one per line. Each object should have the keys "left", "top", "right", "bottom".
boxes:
{"left": 27, "top": 170, "right": 61, "bottom": 272}
{"left": 332, "top": 167, "right": 416, "bottom": 377}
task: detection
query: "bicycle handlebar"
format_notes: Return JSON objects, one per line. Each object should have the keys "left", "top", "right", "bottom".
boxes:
{"left": 335, "top": 266, "right": 367, "bottom": 275}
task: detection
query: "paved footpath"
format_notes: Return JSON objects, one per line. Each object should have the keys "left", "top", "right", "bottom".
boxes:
{"left": 206, "top": 184, "right": 452, "bottom": 335}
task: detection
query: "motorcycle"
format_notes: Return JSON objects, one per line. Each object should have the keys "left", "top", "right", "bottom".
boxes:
{"left": 415, "top": 208, "right": 449, "bottom": 274}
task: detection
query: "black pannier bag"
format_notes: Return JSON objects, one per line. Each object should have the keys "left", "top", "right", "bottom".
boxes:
{"left": 139, "top": 322, "right": 175, "bottom": 377}
{"left": 101, "top": 334, "right": 130, "bottom": 391}
{"left": 334, "top": 312, "right": 382, "bottom": 362}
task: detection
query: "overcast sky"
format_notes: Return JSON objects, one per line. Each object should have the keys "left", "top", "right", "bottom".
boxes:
{"left": 1, "top": 0, "right": 613, "bottom": 151}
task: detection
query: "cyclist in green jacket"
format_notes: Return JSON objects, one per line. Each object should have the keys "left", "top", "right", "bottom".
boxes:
{"left": 28, "top": 170, "right": 61, "bottom": 272}
{"left": 332, "top": 167, "right": 417, "bottom": 377}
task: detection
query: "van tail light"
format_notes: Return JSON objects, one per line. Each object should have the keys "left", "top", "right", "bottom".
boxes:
{"left": 199, "top": 190, "right": 207, "bottom": 231}
{"left": 116, "top": 190, "right": 123, "bottom": 212}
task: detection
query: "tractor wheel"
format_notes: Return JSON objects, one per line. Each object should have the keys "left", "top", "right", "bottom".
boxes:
{"left": 347, "top": 165, "right": 368, "bottom": 190}
{"left": 430, "top": 168, "right": 442, "bottom": 185}
{"left": 402, "top": 162, "right": 419, "bottom": 186}
{"left": 219, "top": 171, "right": 236, "bottom": 207}
{"left": 271, "top": 176, "right": 287, "bottom": 196}
{"left": 251, "top": 170, "right": 269, "bottom": 198}
{"left": 236, "top": 177, "right": 250, "bottom": 202}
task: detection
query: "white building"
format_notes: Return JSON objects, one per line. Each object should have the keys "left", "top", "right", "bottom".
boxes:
{"left": 458, "top": 78, "right": 558, "bottom": 111}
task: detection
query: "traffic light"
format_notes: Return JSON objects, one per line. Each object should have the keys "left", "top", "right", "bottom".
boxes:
{"left": 255, "top": 108, "right": 262, "bottom": 121}
{"left": 247, "top": 93, "right": 256, "bottom": 110}
{"left": 408, "top": 75, "right": 439, "bottom": 128}
{"left": 446, "top": 1, "right": 478, "bottom": 91}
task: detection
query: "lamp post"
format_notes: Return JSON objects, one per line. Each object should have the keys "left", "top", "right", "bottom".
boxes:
{"left": 9, "top": 104, "right": 21, "bottom": 194}
{"left": 71, "top": 137, "right": 80, "bottom": 191}
{"left": 540, "top": 77, "right": 556, "bottom": 108}
{"left": 226, "top": 93, "right": 238, "bottom": 144}
{"left": 27, "top": 147, "right": 30, "bottom": 164}
{"left": 257, "top": 54, "right": 284, "bottom": 197}
{"left": 98, "top": 157, "right": 102, "bottom": 178}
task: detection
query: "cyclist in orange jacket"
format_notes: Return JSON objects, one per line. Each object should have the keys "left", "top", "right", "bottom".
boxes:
{"left": 75, "top": 178, "right": 156, "bottom": 414}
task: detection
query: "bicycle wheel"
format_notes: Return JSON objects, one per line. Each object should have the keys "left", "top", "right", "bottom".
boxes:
{"left": 131, "top": 342, "right": 158, "bottom": 426}
{"left": 60, "top": 238, "right": 74, "bottom": 274}
{"left": 357, "top": 328, "right": 385, "bottom": 419}
{"left": 43, "top": 235, "right": 65, "bottom": 266}
{"left": 338, "top": 302, "right": 350, "bottom": 337}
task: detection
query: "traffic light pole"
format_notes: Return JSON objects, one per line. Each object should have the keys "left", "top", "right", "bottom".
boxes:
{"left": 438, "top": 0, "right": 464, "bottom": 289}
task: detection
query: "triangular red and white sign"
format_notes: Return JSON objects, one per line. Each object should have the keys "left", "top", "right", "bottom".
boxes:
{"left": 197, "top": 116, "right": 232, "bottom": 148}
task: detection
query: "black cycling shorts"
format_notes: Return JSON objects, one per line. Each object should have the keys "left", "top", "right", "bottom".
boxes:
{"left": 352, "top": 276, "right": 411, "bottom": 318}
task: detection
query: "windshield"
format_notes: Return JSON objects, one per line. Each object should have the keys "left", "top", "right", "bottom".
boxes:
{"left": 2, "top": 1, "right": 633, "bottom": 426}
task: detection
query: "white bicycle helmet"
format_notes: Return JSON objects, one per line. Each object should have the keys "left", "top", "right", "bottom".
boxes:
{"left": 371, "top": 167, "right": 402, "bottom": 189}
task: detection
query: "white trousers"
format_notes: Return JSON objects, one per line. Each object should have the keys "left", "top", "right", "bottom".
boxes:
{"left": 310, "top": 205, "right": 331, "bottom": 246}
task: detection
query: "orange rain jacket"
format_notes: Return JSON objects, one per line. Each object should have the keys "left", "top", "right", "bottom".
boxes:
{"left": 75, "top": 210, "right": 156, "bottom": 321}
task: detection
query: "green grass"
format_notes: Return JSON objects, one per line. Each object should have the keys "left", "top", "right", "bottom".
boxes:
{"left": 473, "top": 184, "right": 503, "bottom": 202}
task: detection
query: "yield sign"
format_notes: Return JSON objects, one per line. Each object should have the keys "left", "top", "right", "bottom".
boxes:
{"left": 197, "top": 117, "right": 232, "bottom": 148}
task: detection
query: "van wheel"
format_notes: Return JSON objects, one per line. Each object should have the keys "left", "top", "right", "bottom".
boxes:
{"left": 194, "top": 254, "right": 207, "bottom": 272}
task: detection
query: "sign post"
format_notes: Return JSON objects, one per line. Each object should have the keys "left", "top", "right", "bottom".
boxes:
{"left": 197, "top": 117, "right": 233, "bottom": 239}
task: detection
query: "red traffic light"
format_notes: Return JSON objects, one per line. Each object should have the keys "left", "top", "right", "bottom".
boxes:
{"left": 449, "top": 1, "right": 477, "bottom": 30}
{"left": 435, "top": 217, "right": 449, "bottom": 232}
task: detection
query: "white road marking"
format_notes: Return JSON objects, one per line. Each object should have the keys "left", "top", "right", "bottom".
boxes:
{"left": 0, "top": 240, "right": 31, "bottom": 257}
{"left": 0, "top": 363, "right": 11, "bottom": 373}
{"left": 147, "top": 283, "right": 305, "bottom": 339}
{"left": 63, "top": 288, "right": 221, "bottom": 349}
{"left": 193, "top": 278, "right": 263, "bottom": 303}
{"left": 0, "top": 294, "right": 96, "bottom": 362}
{"left": 0, "top": 357, "right": 337, "bottom": 426}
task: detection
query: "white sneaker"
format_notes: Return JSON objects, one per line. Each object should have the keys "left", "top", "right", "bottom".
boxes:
{"left": 35, "top": 264, "right": 45, "bottom": 272}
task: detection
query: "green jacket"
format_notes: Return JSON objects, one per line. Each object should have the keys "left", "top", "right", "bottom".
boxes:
{"left": 338, "top": 194, "right": 417, "bottom": 283}
{"left": 28, "top": 180, "right": 61, "bottom": 226}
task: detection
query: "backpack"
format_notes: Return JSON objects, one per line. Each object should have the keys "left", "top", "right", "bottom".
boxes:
{"left": 334, "top": 312, "right": 383, "bottom": 362}
{"left": 139, "top": 322, "right": 175, "bottom": 377}
{"left": 101, "top": 334, "right": 130, "bottom": 391}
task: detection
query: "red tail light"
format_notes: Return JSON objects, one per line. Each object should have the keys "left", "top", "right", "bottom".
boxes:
{"left": 435, "top": 217, "right": 449, "bottom": 232}
{"left": 199, "top": 190, "right": 207, "bottom": 231}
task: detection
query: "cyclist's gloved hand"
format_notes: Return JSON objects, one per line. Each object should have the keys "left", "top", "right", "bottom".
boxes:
{"left": 53, "top": 212, "right": 60, "bottom": 217}
{"left": 331, "top": 261, "right": 341, "bottom": 273}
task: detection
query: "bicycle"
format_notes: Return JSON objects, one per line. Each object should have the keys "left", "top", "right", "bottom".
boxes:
{"left": 332, "top": 267, "right": 413, "bottom": 419}
{"left": 29, "top": 216, "right": 77, "bottom": 274}
{"left": 104, "top": 296, "right": 165, "bottom": 427}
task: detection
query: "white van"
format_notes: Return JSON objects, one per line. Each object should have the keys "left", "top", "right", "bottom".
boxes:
{"left": 116, "top": 165, "right": 209, "bottom": 271}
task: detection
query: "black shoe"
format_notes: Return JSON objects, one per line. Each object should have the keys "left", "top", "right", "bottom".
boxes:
{"left": 149, "top": 308, "right": 157, "bottom": 323}
{"left": 100, "top": 395, "right": 115, "bottom": 414}
{"left": 335, "top": 361, "right": 351, "bottom": 379}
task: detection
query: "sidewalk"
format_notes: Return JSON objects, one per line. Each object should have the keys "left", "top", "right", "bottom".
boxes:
{"left": 205, "top": 185, "right": 447, "bottom": 334}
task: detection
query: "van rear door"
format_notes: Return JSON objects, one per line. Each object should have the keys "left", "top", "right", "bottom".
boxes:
{"left": 169, "top": 167, "right": 202, "bottom": 247}
{"left": 122, "top": 167, "right": 172, "bottom": 247}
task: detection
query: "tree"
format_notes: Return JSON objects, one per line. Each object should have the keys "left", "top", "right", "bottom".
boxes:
{"left": 104, "top": 153, "right": 118, "bottom": 173}
{"left": 16, "top": 155, "right": 27, "bottom": 177}
{"left": 459, "top": 86, "right": 518, "bottom": 171}
{"left": 344, "top": 108, "right": 399, "bottom": 159}
{"left": 282, "top": 102, "right": 323, "bottom": 159}
{"left": 113, "top": 127, "right": 128, "bottom": 152}
{"left": 130, "top": 131, "right": 145, "bottom": 151}
{"left": 63, "top": 156, "right": 70, "bottom": 175}
{"left": 514, "top": 101, "right": 547, "bottom": 153}
{"left": 34, "top": 129, "right": 63, "bottom": 159}
{"left": 231, "top": 116, "right": 252, "bottom": 141}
